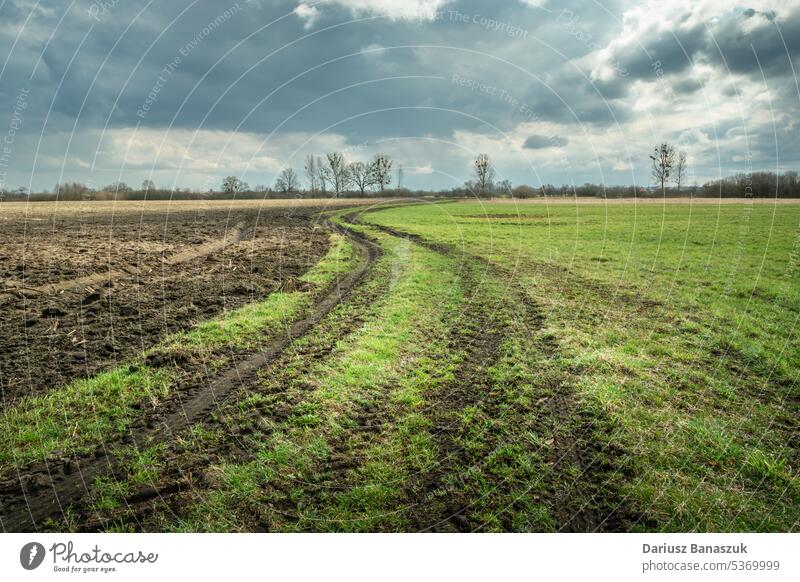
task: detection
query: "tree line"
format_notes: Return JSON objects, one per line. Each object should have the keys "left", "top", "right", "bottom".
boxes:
{"left": 219, "top": 152, "right": 396, "bottom": 196}
{"left": 3, "top": 145, "right": 799, "bottom": 201}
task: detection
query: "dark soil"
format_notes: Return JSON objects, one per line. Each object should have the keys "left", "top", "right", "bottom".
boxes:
{"left": 0, "top": 206, "right": 330, "bottom": 404}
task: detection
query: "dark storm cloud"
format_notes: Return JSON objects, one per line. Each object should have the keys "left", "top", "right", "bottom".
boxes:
{"left": 0, "top": 0, "right": 798, "bottom": 190}
{"left": 604, "top": 5, "right": 800, "bottom": 82}
{"left": 524, "top": 134, "right": 568, "bottom": 149}
{"left": 671, "top": 76, "right": 703, "bottom": 95}
{"left": 0, "top": 0, "right": 630, "bottom": 142}
{"left": 710, "top": 8, "right": 800, "bottom": 78}
{"left": 615, "top": 20, "right": 707, "bottom": 78}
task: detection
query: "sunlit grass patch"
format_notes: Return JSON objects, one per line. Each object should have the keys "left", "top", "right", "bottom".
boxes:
{"left": 172, "top": 291, "right": 308, "bottom": 350}
{"left": 0, "top": 366, "right": 173, "bottom": 466}
{"left": 300, "top": 233, "right": 359, "bottom": 286}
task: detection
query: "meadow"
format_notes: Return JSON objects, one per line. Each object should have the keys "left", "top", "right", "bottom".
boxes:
{"left": 363, "top": 199, "right": 800, "bottom": 531}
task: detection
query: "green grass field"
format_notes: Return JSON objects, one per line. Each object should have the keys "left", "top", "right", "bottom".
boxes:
{"left": 362, "top": 199, "right": 800, "bottom": 531}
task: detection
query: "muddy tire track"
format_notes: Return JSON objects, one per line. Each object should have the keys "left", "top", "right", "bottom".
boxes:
{"left": 0, "top": 220, "right": 381, "bottom": 532}
{"left": 149, "top": 222, "right": 381, "bottom": 439}
{"left": 351, "top": 213, "right": 631, "bottom": 532}
{"left": 410, "top": 268, "right": 505, "bottom": 532}
{"left": 342, "top": 215, "right": 518, "bottom": 531}
{"left": 88, "top": 230, "right": 397, "bottom": 532}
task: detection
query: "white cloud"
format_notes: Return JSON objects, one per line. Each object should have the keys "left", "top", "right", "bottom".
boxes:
{"left": 303, "top": 0, "right": 452, "bottom": 22}
{"left": 56, "top": 128, "right": 353, "bottom": 188}
{"left": 293, "top": 3, "right": 320, "bottom": 30}
{"left": 295, "top": 1, "right": 451, "bottom": 29}
{"left": 409, "top": 163, "right": 434, "bottom": 174}
{"left": 100, "top": 128, "right": 283, "bottom": 173}
{"left": 361, "top": 43, "right": 386, "bottom": 56}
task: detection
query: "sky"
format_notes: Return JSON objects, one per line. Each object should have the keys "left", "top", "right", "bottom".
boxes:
{"left": 0, "top": 0, "right": 798, "bottom": 192}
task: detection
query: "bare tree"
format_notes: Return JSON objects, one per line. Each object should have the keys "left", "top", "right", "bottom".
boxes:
{"left": 349, "top": 161, "right": 375, "bottom": 195}
{"left": 54, "top": 182, "right": 92, "bottom": 200}
{"left": 102, "top": 181, "right": 132, "bottom": 194}
{"left": 275, "top": 168, "right": 300, "bottom": 193}
{"left": 649, "top": 143, "right": 675, "bottom": 194}
{"left": 141, "top": 179, "right": 156, "bottom": 192}
{"left": 324, "top": 152, "right": 350, "bottom": 194}
{"left": 304, "top": 155, "right": 318, "bottom": 192}
{"left": 474, "top": 153, "right": 495, "bottom": 194}
{"left": 287, "top": 168, "right": 300, "bottom": 192}
{"left": 673, "top": 150, "right": 687, "bottom": 191}
{"left": 370, "top": 154, "right": 393, "bottom": 192}
{"left": 221, "top": 176, "right": 248, "bottom": 193}
{"left": 315, "top": 155, "right": 328, "bottom": 192}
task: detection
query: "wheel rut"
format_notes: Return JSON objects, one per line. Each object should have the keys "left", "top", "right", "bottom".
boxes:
{"left": 89, "top": 229, "right": 396, "bottom": 532}
{"left": 348, "top": 212, "right": 624, "bottom": 532}
{"left": 342, "top": 214, "right": 515, "bottom": 531}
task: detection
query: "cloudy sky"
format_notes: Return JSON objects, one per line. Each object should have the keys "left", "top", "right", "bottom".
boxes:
{"left": 0, "top": 0, "right": 798, "bottom": 192}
